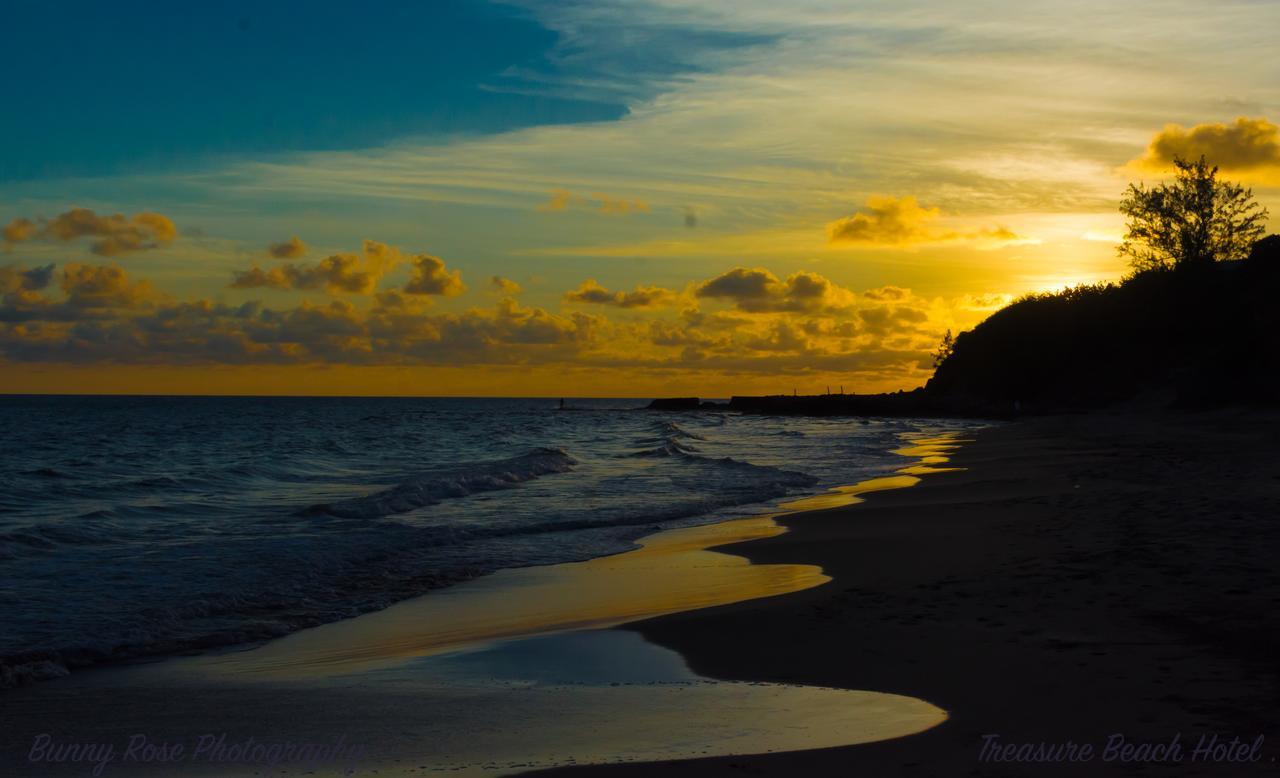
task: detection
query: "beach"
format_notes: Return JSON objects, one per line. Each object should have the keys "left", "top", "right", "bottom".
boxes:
{"left": 540, "top": 408, "right": 1280, "bottom": 776}
{"left": 0, "top": 428, "right": 958, "bottom": 776}
{"left": 4, "top": 409, "right": 1279, "bottom": 775}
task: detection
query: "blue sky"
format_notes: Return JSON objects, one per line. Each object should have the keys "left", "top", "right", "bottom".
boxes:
{"left": 1, "top": 0, "right": 629, "bottom": 179}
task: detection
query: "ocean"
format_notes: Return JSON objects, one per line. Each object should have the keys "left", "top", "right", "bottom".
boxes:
{"left": 0, "top": 395, "right": 974, "bottom": 685}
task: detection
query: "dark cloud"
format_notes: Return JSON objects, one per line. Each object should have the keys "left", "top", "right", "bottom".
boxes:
{"left": 0, "top": 263, "right": 54, "bottom": 292}
{"left": 564, "top": 279, "right": 674, "bottom": 308}
{"left": 267, "top": 235, "right": 308, "bottom": 259}
{"left": 61, "top": 263, "right": 156, "bottom": 309}
{"left": 403, "top": 255, "right": 466, "bottom": 296}
{"left": 695, "top": 267, "right": 850, "bottom": 313}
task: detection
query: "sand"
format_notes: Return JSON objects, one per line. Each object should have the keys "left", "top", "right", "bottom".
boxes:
{"left": 533, "top": 408, "right": 1280, "bottom": 776}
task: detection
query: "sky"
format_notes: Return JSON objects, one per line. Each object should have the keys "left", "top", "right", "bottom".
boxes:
{"left": 2, "top": 0, "right": 1279, "bottom": 396}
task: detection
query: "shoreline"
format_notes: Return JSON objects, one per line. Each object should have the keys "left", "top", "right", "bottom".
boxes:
{"left": 0, "top": 428, "right": 969, "bottom": 775}
{"left": 173, "top": 432, "right": 969, "bottom": 682}
{"left": 0, "top": 411, "right": 961, "bottom": 690}
{"left": 534, "top": 408, "right": 1280, "bottom": 776}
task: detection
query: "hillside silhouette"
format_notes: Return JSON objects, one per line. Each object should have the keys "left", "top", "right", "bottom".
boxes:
{"left": 651, "top": 161, "right": 1276, "bottom": 418}
{"left": 927, "top": 235, "right": 1280, "bottom": 411}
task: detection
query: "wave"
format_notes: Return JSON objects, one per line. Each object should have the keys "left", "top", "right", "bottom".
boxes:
{"left": 629, "top": 439, "right": 701, "bottom": 457}
{"left": 630, "top": 419, "right": 715, "bottom": 457}
{"left": 2, "top": 399, "right": 909, "bottom": 690}
{"left": 0, "top": 450, "right": 816, "bottom": 689}
{"left": 305, "top": 448, "right": 577, "bottom": 519}
{"left": 653, "top": 420, "right": 706, "bottom": 440}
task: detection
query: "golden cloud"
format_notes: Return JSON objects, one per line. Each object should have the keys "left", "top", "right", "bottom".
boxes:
{"left": 2, "top": 208, "right": 178, "bottom": 255}
{"left": 1130, "top": 117, "right": 1280, "bottom": 181}
{"left": 267, "top": 235, "right": 309, "bottom": 259}
{"left": 537, "top": 189, "right": 576, "bottom": 212}
{"left": 564, "top": 279, "right": 675, "bottom": 308}
{"left": 231, "top": 239, "right": 443, "bottom": 296}
{"left": 827, "top": 196, "right": 1025, "bottom": 248}
{"left": 2, "top": 218, "right": 38, "bottom": 246}
{"left": 61, "top": 263, "right": 157, "bottom": 309}
{"left": 592, "top": 193, "right": 650, "bottom": 215}
{"left": 536, "top": 189, "right": 650, "bottom": 215}
{"left": 1, "top": 259, "right": 1009, "bottom": 393}
{"left": 490, "top": 275, "right": 523, "bottom": 295}
{"left": 404, "top": 255, "right": 466, "bottom": 296}
{"left": 828, "top": 196, "right": 940, "bottom": 245}
{"left": 232, "top": 255, "right": 379, "bottom": 295}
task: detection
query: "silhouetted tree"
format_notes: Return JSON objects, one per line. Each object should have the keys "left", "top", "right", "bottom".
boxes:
{"left": 933, "top": 329, "right": 955, "bottom": 368}
{"left": 1119, "top": 156, "right": 1268, "bottom": 272}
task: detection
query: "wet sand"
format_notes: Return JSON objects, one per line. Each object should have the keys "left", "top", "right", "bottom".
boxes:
{"left": 535, "top": 408, "right": 1280, "bottom": 776}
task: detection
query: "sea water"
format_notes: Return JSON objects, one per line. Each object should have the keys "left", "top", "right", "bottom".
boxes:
{"left": 0, "top": 395, "right": 973, "bottom": 684}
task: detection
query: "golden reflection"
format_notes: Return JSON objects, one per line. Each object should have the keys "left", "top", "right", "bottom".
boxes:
{"left": 189, "top": 429, "right": 972, "bottom": 681}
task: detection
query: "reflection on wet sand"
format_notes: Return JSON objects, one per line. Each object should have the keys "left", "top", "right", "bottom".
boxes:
{"left": 2, "top": 432, "right": 966, "bottom": 776}
{"left": 190, "top": 433, "right": 966, "bottom": 681}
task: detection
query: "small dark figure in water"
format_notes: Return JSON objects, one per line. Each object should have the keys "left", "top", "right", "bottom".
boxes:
{"left": 559, "top": 398, "right": 565, "bottom": 410}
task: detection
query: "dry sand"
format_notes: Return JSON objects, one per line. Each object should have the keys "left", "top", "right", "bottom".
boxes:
{"left": 534, "top": 408, "right": 1280, "bottom": 776}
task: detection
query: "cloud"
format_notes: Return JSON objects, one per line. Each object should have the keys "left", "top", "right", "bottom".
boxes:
{"left": 403, "top": 254, "right": 466, "bottom": 296}
{"left": 1, "top": 265, "right": 591, "bottom": 366}
{"left": 61, "top": 263, "right": 157, "bottom": 309}
{"left": 536, "top": 189, "right": 650, "bottom": 215}
{"left": 0, "top": 259, "right": 1001, "bottom": 396}
{"left": 592, "top": 193, "right": 650, "bottom": 215}
{"left": 3, "top": 208, "right": 178, "bottom": 255}
{"left": 1, "top": 263, "right": 160, "bottom": 324}
{"left": 695, "top": 267, "right": 853, "bottom": 313}
{"left": 1129, "top": 117, "right": 1280, "bottom": 181}
{"left": 231, "top": 239, "right": 414, "bottom": 295}
{"left": 537, "top": 189, "right": 576, "bottom": 212}
{"left": 2, "top": 218, "right": 38, "bottom": 246}
{"left": 564, "top": 279, "right": 675, "bottom": 308}
{"left": 0, "top": 263, "right": 54, "bottom": 293}
{"left": 490, "top": 275, "right": 523, "bottom": 294}
{"left": 827, "top": 196, "right": 1025, "bottom": 248}
{"left": 267, "top": 235, "right": 308, "bottom": 258}
{"left": 827, "top": 196, "right": 941, "bottom": 246}
{"left": 863, "top": 285, "right": 909, "bottom": 302}
{"left": 232, "top": 254, "right": 380, "bottom": 294}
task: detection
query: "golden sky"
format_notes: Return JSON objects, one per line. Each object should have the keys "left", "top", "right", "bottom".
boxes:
{"left": 2, "top": 1, "right": 1278, "bottom": 396}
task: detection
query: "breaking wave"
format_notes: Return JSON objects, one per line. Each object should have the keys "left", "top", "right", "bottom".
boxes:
{"left": 307, "top": 448, "right": 577, "bottom": 519}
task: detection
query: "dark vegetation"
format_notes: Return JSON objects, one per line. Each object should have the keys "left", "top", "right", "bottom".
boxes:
{"left": 929, "top": 158, "right": 1275, "bottom": 412}
{"left": 927, "top": 237, "right": 1280, "bottom": 411}
{"left": 651, "top": 158, "right": 1278, "bottom": 417}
